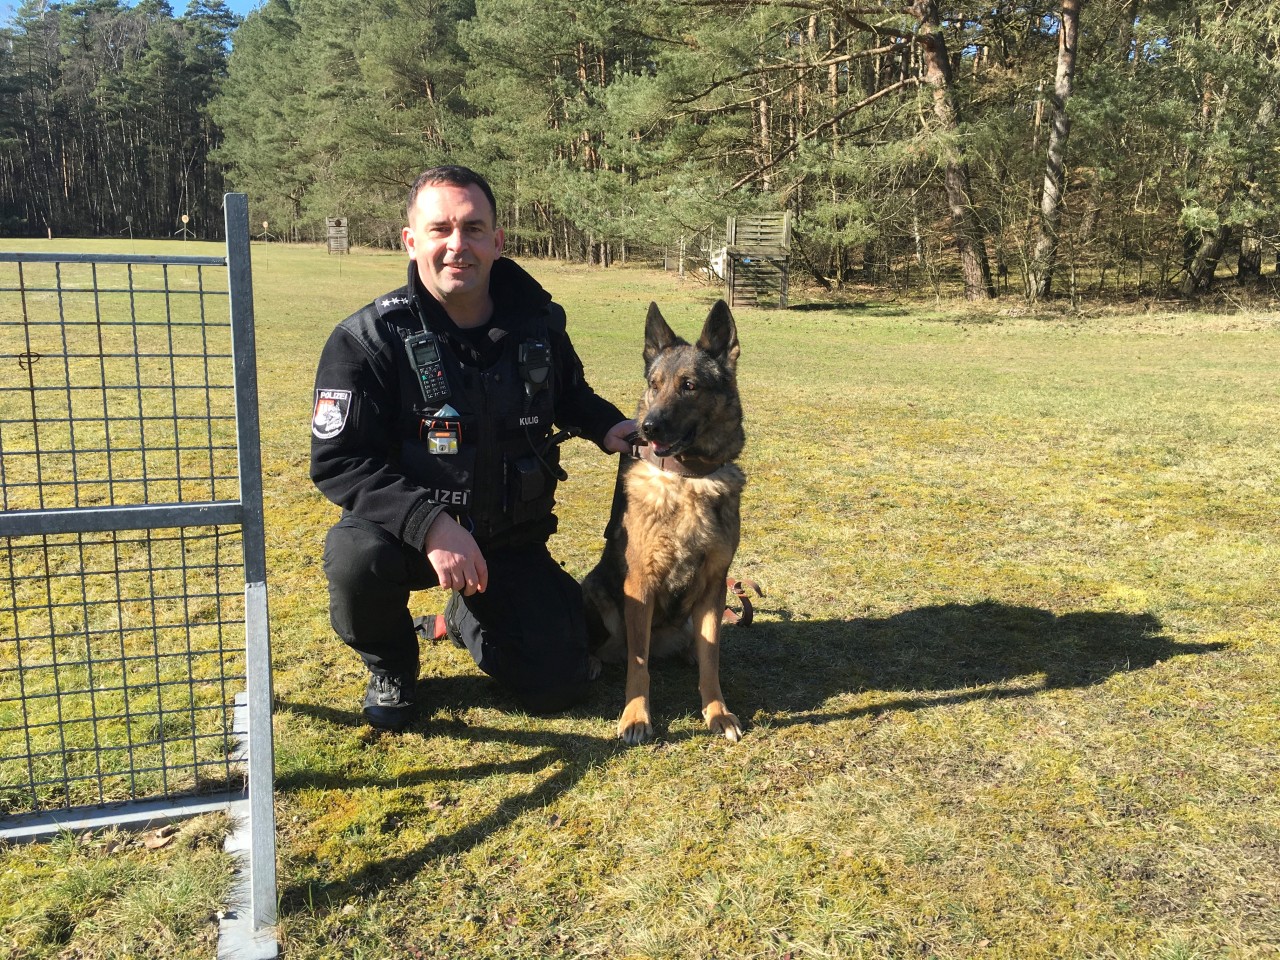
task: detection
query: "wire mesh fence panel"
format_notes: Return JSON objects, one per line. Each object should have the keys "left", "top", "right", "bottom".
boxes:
{"left": 1, "top": 202, "right": 277, "bottom": 956}
{"left": 0, "top": 526, "right": 246, "bottom": 814}
{"left": 0, "top": 259, "right": 238, "bottom": 513}
{"left": 0, "top": 253, "right": 252, "bottom": 817}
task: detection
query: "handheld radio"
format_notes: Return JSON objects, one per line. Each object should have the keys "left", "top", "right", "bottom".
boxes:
{"left": 518, "top": 340, "right": 551, "bottom": 401}
{"left": 404, "top": 330, "right": 451, "bottom": 405}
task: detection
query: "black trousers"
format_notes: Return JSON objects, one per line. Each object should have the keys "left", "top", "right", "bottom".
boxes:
{"left": 322, "top": 514, "right": 593, "bottom": 713}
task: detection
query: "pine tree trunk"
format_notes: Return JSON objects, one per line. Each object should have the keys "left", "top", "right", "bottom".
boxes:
{"left": 1031, "top": 0, "right": 1084, "bottom": 300}
{"left": 911, "top": 0, "right": 994, "bottom": 300}
{"left": 1182, "top": 97, "right": 1273, "bottom": 295}
{"left": 757, "top": 92, "right": 772, "bottom": 192}
{"left": 1181, "top": 221, "right": 1230, "bottom": 295}
{"left": 1114, "top": 0, "right": 1139, "bottom": 63}
{"left": 1238, "top": 226, "right": 1262, "bottom": 283}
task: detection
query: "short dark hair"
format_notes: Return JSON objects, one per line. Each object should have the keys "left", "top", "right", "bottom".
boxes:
{"left": 406, "top": 166, "right": 498, "bottom": 226}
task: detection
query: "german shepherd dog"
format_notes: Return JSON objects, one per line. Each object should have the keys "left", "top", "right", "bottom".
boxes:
{"left": 582, "top": 300, "right": 746, "bottom": 745}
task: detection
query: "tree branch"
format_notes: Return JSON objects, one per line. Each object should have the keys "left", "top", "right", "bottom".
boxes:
{"left": 727, "top": 76, "right": 920, "bottom": 191}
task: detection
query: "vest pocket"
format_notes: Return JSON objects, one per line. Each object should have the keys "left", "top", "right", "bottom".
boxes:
{"left": 506, "top": 448, "right": 559, "bottom": 526}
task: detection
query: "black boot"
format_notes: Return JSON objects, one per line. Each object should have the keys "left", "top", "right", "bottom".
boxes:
{"left": 362, "top": 671, "right": 418, "bottom": 731}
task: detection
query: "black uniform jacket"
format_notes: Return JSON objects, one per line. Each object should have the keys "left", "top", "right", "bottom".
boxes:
{"left": 310, "top": 257, "right": 625, "bottom": 550}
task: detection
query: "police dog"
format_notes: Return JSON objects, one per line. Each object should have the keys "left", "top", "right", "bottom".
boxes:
{"left": 582, "top": 300, "right": 746, "bottom": 745}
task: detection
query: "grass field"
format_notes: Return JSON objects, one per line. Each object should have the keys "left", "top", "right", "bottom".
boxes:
{"left": 2, "top": 238, "right": 1279, "bottom": 958}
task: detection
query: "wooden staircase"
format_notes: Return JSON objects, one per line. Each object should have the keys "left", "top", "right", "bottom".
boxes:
{"left": 725, "top": 211, "right": 792, "bottom": 308}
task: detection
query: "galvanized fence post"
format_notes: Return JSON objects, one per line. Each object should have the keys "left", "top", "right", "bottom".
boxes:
{"left": 222, "top": 193, "right": 279, "bottom": 954}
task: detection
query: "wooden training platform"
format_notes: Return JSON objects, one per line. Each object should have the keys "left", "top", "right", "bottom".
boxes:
{"left": 725, "top": 211, "right": 792, "bottom": 308}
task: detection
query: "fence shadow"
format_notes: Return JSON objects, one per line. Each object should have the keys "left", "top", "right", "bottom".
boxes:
{"left": 276, "top": 600, "right": 1224, "bottom": 908}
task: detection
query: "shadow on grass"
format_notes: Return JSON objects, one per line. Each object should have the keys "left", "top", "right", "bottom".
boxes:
{"left": 783, "top": 300, "right": 913, "bottom": 318}
{"left": 275, "top": 601, "right": 1224, "bottom": 909}
{"left": 785, "top": 300, "right": 871, "bottom": 312}
{"left": 729, "top": 601, "right": 1226, "bottom": 724}
{"left": 275, "top": 691, "right": 620, "bottom": 912}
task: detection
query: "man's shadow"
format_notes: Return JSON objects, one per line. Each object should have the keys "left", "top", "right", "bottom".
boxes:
{"left": 277, "top": 601, "right": 1224, "bottom": 907}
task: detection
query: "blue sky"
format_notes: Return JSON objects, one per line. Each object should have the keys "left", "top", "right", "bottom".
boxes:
{"left": 3, "top": 0, "right": 264, "bottom": 25}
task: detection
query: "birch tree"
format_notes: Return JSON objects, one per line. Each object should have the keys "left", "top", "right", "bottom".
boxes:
{"left": 1030, "top": 0, "right": 1084, "bottom": 300}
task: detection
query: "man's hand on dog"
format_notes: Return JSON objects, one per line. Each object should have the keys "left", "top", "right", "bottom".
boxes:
{"left": 602, "top": 419, "right": 640, "bottom": 455}
{"left": 425, "top": 512, "right": 488, "bottom": 596}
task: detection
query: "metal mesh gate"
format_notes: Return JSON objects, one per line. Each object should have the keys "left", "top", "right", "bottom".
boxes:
{"left": 2, "top": 527, "right": 246, "bottom": 807}
{"left": 0, "top": 195, "right": 277, "bottom": 957}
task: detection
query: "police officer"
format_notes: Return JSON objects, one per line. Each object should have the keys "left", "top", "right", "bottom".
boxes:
{"left": 311, "top": 166, "right": 635, "bottom": 730}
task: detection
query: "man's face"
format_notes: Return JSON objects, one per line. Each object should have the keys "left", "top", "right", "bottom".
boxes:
{"left": 402, "top": 182, "right": 504, "bottom": 306}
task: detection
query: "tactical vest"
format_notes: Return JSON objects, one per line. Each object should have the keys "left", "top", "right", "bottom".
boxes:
{"left": 368, "top": 291, "right": 561, "bottom": 545}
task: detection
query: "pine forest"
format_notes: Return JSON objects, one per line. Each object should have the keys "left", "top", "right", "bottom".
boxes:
{"left": 3, "top": 0, "right": 1279, "bottom": 300}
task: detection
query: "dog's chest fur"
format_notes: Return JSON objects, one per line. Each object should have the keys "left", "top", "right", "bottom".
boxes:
{"left": 622, "top": 459, "right": 745, "bottom": 592}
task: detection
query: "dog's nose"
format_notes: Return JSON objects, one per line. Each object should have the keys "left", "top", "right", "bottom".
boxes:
{"left": 641, "top": 416, "right": 662, "bottom": 437}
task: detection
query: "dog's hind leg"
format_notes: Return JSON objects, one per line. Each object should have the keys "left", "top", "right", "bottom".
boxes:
{"left": 692, "top": 570, "right": 742, "bottom": 742}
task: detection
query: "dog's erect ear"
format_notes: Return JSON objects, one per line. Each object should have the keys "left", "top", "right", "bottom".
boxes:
{"left": 696, "top": 299, "right": 740, "bottom": 370}
{"left": 644, "top": 301, "right": 680, "bottom": 369}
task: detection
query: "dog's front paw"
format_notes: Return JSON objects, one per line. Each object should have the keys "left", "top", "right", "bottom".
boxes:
{"left": 617, "top": 698, "right": 653, "bottom": 745}
{"left": 703, "top": 703, "right": 743, "bottom": 743}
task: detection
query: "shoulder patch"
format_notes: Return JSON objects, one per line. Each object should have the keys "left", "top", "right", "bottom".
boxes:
{"left": 312, "top": 388, "right": 352, "bottom": 440}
